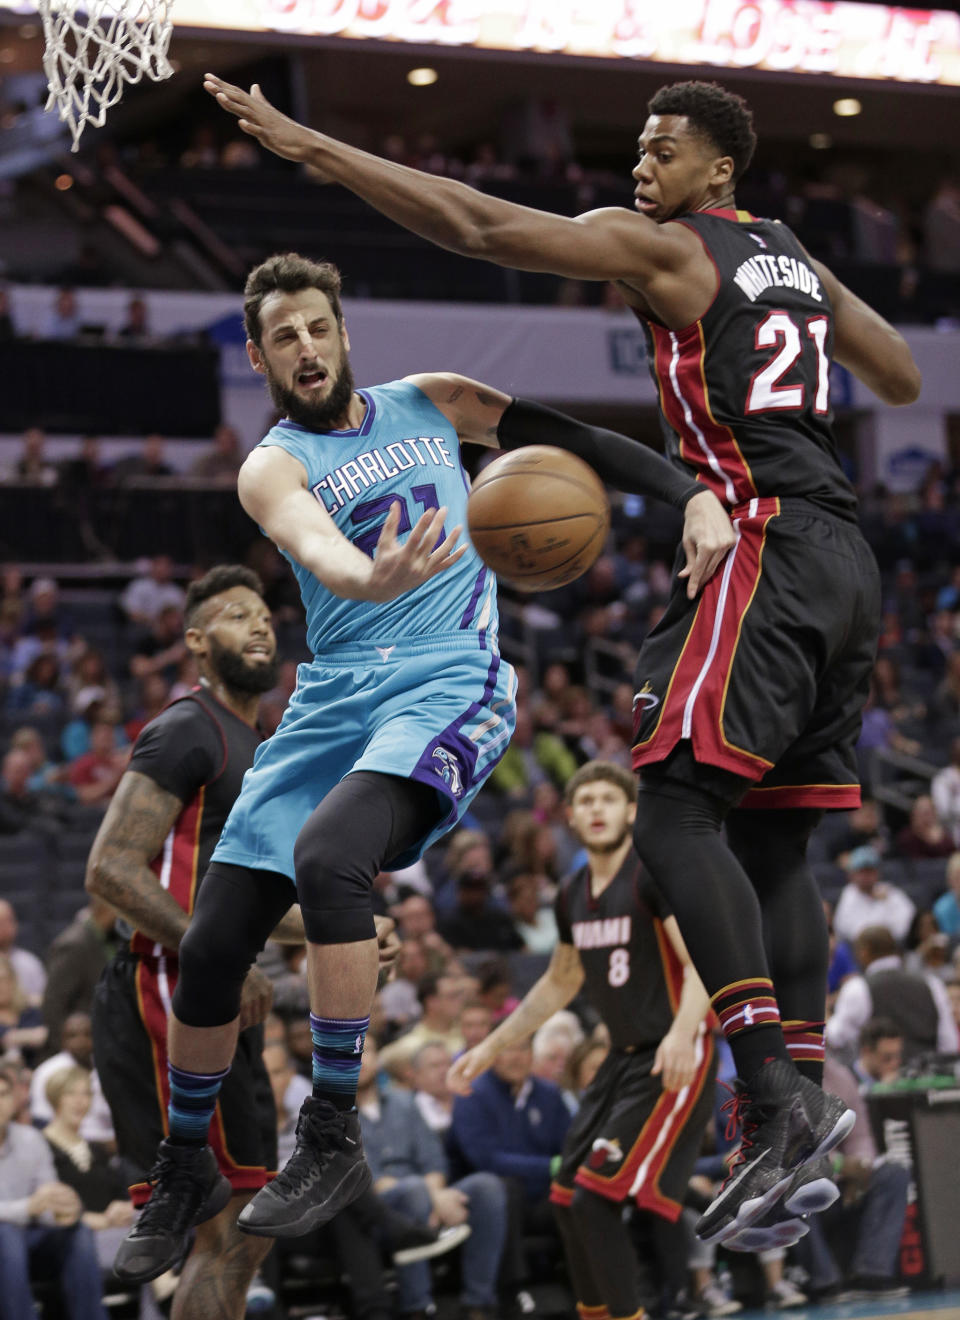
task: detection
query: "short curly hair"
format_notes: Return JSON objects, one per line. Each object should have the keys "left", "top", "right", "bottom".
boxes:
{"left": 184, "top": 564, "right": 265, "bottom": 630}
{"left": 244, "top": 252, "right": 344, "bottom": 347}
{"left": 647, "top": 81, "right": 757, "bottom": 181}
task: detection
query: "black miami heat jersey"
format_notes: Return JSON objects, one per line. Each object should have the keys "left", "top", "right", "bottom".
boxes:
{"left": 126, "top": 684, "right": 262, "bottom": 959}
{"left": 554, "top": 856, "right": 683, "bottom": 1051}
{"left": 635, "top": 208, "right": 857, "bottom": 519}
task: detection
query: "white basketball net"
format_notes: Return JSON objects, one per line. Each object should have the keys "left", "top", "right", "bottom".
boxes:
{"left": 39, "top": 0, "right": 175, "bottom": 152}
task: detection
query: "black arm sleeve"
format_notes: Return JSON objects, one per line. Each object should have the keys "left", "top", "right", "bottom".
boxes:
{"left": 497, "top": 397, "right": 703, "bottom": 509}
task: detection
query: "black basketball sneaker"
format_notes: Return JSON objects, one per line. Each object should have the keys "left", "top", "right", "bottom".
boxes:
{"left": 696, "top": 1061, "right": 853, "bottom": 1246}
{"left": 238, "top": 1096, "right": 371, "bottom": 1237}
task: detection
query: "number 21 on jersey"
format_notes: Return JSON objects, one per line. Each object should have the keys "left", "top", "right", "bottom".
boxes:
{"left": 746, "top": 311, "right": 829, "bottom": 415}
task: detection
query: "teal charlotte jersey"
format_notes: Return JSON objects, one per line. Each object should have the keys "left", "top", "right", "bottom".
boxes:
{"left": 261, "top": 379, "right": 498, "bottom": 653}
{"left": 211, "top": 379, "right": 517, "bottom": 881}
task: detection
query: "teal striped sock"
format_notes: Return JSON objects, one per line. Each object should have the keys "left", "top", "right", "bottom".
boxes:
{"left": 167, "top": 1062, "right": 230, "bottom": 1146}
{"left": 310, "top": 1012, "right": 368, "bottom": 1111}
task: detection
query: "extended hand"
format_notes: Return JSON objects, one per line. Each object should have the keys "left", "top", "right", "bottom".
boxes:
{"left": 678, "top": 489, "right": 736, "bottom": 598}
{"left": 203, "top": 75, "right": 318, "bottom": 166}
{"left": 446, "top": 1045, "right": 491, "bottom": 1096}
{"left": 368, "top": 502, "right": 466, "bottom": 602}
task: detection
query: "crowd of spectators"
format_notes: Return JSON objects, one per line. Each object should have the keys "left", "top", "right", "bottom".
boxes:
{"left": 0, "top": 423, "right": 244, "bottom": 492}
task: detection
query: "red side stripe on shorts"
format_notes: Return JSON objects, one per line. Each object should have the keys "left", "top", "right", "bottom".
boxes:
{"left": 632, "top": 500, "right": 778, "bottom": 780}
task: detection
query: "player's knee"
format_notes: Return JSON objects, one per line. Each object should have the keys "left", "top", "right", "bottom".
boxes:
{"left": 179, "top": 910, "right": 254, "bottom": 983}
{"left": 175, "top": 917, "right": 257, "bottom": 1025}
{"left": 294, "top": 820, "right": 375, "bottom": 944}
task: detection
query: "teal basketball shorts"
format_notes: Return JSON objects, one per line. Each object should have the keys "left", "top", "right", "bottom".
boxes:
{"left": 212, "top": 634, "right": 517, "bottom": 881}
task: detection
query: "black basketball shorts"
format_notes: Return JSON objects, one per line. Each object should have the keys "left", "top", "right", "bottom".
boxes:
{"left": 550, "top": 1035, "right": 716, "bottom": 1221}
{"left": 631, "top": 497, "right": 881, "bottom": 809}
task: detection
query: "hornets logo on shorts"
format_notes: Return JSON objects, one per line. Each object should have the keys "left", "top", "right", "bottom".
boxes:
{"left": 431, "top": 746, "right": 464, "bottom": 798}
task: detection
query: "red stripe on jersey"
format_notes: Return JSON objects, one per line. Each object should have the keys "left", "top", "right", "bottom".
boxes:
{"left": 129, "top": 790, "right": 204, "bottom": 958}
{"left": 739, "top": 782, "right": 862, "bottom": 809}
{"left": 653, "top": 916, "right": 719, "bottom": 1032}
{"left": 648, "top": 321, "right": 756, "bottom": 507}
{"left": 653, "top": 918, "right": 684, "bottom": 1016}
{"left": 129, "top": 958, "right": 173, "bottom": 1206}
{"left": 633, "top": 500, "right": 778, "bottom": 780}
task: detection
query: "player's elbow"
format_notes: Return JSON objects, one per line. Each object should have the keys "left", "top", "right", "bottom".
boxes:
{"left": 885, "top": 361, "right": 922, "bottom": 406}
{"left": 85, "top": 854, "right": 110, "bottom": 899}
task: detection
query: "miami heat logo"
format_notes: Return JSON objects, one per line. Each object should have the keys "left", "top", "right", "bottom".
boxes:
{"left": 632, "top": 682, "right": 659, "bottom": 713}
{"left": 587, "top": 1137, "right": 623, "bottom": 1170}
{"left": 431, "top": 746, "right": 464, "bottom": 798}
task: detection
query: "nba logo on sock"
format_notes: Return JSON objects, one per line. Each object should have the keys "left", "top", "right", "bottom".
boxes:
{"left": 354, "top": 1034, "right": 363, "bottom": 1053}
{"left": 743, "top": 1004, "right": 754, "bottom": 1026}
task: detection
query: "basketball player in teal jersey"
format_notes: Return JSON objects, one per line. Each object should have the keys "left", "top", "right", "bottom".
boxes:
{"left": 116, "top": 252, "right": 734, "bottom": 1285}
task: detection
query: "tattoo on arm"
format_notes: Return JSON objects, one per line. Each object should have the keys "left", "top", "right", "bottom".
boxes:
{"left": 86, "top": 770, "right": 191, "bottom": 950}
{"left": 446, "top": 386, "right": 464, "bottom": 403}
{"left": 474, "top": 390, "right": 500, "bottom": 407}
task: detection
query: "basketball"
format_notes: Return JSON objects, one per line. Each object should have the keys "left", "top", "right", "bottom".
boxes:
{"left": 467, "top": 446, "right": 610, "bottom": 592}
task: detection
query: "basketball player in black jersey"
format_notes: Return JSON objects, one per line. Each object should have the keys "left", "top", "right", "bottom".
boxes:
{"left": 205, "top": 72, "right": 923, "bottom": 1245}
{"left": 450, "top": 761, "right": 715, "bottom": 1320}
{"left": 86, "top": 565, "right": 399, "bottom": 1317}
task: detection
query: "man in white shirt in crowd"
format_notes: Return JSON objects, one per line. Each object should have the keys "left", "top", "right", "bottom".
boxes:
{"left": 832, "top": 847, "right": 915, "bottom": 946}
{"left": 826, "top": 925, "right": 958, "bottom": 1064}
{"left": 411, "top": 1040, "right": 455, "bottom": 1133}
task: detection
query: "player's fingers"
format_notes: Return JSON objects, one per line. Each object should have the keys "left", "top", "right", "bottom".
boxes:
{"left": 429, "top": 544, "right": 468, "bottom": 577}
{"left": 378, "top": 500, "right": 403, "bottom": 546}
{"left": 421, "top": 506, "right": 449, "bottom": 548}
{"left": 406, "top": 506, "right": 443, "bottom": 553}
{"left": 429, "top": 523, "right": 463, "bottom": 562}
